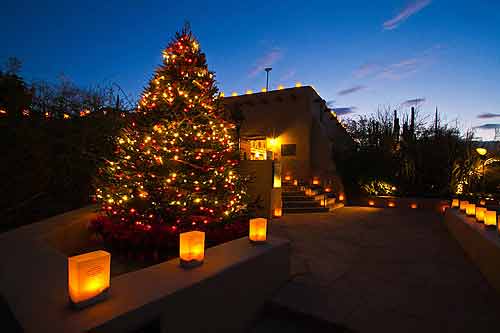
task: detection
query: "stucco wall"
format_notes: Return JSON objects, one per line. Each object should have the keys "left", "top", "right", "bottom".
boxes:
{"left": 240, "top": 160, "right": 273, "bottom": 217}
{"left": 226, "top": 89, "right": 312, "bottom": 182}
{"left": 224, "top": 87, "right": 353, "bottom": 188}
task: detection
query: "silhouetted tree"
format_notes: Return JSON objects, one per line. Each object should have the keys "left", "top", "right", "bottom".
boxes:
{"left": 0, "top": 57, "right": 32, "bottom": 119}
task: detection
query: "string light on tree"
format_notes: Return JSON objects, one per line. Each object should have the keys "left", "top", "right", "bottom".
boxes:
{"left": 93, "top": 25, "right": 247, "bottom": 253}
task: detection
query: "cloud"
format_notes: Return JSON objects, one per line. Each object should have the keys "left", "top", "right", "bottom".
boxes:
{"left": 477, "top": 113, "right": 500, "bottom": 119}
{"left": 248, "top": 48, "right": 283, "bottom": 78}
{"left": 332, "top": 107, "right": 357, "bottom": 115}
{"left": 354, "top": 44, "right": 441, "bottom": 81}
{"left": 402, "top": 98, "right": 426, "bottom": 106}
{"left": 383, "top": 0, "right": 432, "bottom": 30}
{"left": 378, "top": 58, "right": 423, "bottom": 80}
{"left": 474, "top": 124, "right": 500, "bottom": 130}
{"left": 338, "top": 85, "right": 366, "bottom": 96}
{"left": 353, "top": 63, "right": 380, "bottom": 79}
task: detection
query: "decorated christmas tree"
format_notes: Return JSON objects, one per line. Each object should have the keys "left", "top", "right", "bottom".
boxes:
{"left": 92, "top": 26, "right": 247, "bottom": 254}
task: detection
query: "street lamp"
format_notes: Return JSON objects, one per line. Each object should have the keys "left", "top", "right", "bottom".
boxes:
{"left": 264, "top": 68, "right": 272, "bottom": 92}
{"left": 476, "top": 148, "right": 487, "bottom": 156}
{"left": 476, "top": 147, "right": 487, "bottom": 192}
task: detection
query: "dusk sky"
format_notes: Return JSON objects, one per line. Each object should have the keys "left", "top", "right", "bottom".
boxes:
{"left": 2, "top": 0, "right": 500, "bottom": 139}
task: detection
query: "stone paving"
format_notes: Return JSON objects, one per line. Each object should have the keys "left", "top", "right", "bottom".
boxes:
{"left": 270, "top": 207, "right": 500, "bottom": 333}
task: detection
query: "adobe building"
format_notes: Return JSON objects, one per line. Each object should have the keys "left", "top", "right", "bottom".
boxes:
{"left": 223, "top": 86, "right": 354, "bottom": 194}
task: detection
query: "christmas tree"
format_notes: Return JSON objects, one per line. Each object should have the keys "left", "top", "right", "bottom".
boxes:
{"left": 92, "top": 26, "right": 247, "bottom": 253}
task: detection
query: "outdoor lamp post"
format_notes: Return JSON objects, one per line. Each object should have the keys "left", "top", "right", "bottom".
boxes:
{"left": 264, "top": 67, "right": 272, "bottom": 92}
{"left": 476, "top": 147, "right": 487, "bottom": 192}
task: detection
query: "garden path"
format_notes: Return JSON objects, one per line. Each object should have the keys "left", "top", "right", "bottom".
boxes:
{"left": 269, "top": 207, "right": 500, "bottom": 332}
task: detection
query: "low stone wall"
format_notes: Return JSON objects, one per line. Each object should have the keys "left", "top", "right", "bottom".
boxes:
{"left": 352, "top": 196, "right": 449, "bottom": 214}
{"left": 0, "top": 207, "right": 290, "bottom": 333}
{"left": 444, "top": 208, "right": 500, "bottom": 294}
{"left": 240, "top": 160, "right": 273, "bottom": 217}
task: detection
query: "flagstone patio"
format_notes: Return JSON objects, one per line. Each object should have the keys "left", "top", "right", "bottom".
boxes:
{"left": 269, "top": 207, "right": 500, "bottom": 333}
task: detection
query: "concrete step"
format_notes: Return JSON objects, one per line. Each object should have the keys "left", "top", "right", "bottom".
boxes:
{"left": 283, "top": 207, "right": 330, "bottom": 214}
{"left": 282, "top": 195, "right": 315, "bottom": 201}
{"left": 283, "top": 201, "right": 323, "bottom": 208}
{"left": 282, "top": 186, "right": 300, "bottom": 191}
{"left": 282, "top": 191, "right": 306, "bottom": 197}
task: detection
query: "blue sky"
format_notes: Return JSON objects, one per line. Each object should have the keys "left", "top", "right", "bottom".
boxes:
{"left": 2, "top": 0, "right": 500, "bottom": 139}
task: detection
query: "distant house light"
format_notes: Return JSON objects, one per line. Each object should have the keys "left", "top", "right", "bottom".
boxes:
{"left": 231, "top": 92, "right": 238, "bottom": 96}
{"left": 295, "top": 82, "right": 302, "bottom": 87}
{"left": 246, "top": 90, "right": 253, "bottom": 95}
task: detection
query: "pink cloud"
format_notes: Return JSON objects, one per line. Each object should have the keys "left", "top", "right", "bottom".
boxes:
{"left": 248, "top": 48, "right": 283, "bottom": 78}
{"left": 353, "top": 63, "right": 380, "bottom": 79}
{"left": 383, "top": 0, "right": 432, "bottom": 30}
{"left": 338, "top": 85, "right": 366, "bottom": 96}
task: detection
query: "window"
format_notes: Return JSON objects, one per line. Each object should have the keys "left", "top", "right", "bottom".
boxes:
{"left": 281, "top": 144, "right": 296, "bottom": 156}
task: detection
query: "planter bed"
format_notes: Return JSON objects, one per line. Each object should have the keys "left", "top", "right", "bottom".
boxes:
{"left": 0, "top": 206, "right": 290, "bottom": 333}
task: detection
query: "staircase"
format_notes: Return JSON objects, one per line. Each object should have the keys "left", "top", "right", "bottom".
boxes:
{"left": 282, "top": 186, "right": 329, "bottom": 214}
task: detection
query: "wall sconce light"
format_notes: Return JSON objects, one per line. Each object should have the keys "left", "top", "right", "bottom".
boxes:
{"left": 338, "top": 194, "right": 345, "bottom": 201}
{"left": 388, "top": 202, "right": 396, "bottom": 208}
{"left": 479, "top": 199, "right": 486, "bottom": 206}
{"left": 459, "top": 200, "right": 469, "bottom": 212}
{"left": 68, "top": 250, "right": 111, "bottom": 308}
{"left": 274, "top": 207, "right": 282, "bottom": 217}
{"left": 466, "top": 204, "right": 476, "bottom": 216}
{"left": 179, "top": 231, "right": 205, "bottom": 268}
{"left": 451, "top": 199, "right": 459, "bottom": 208}
{"left": 475, "top": 207, "right": 486, "bottom": 222}
{"left": 368, "top": 200, "right": 375, "bottom": 206}
{"left": 293, "top": 179, "right": 298, "bottom": 186}
{"left": 484, "top": 211, "right": 497, "bottom": 227}
{"left": 312, "top": 178, "right": 320, "bottom": 185}
{"left": 284, "top": 175, "right": 292, "bottom": 181}
{"left": 249, "top": 218, "right": 267, "bottom": 243}
{"left": 410, "top": 203, "right": 418, "bottom": 209}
